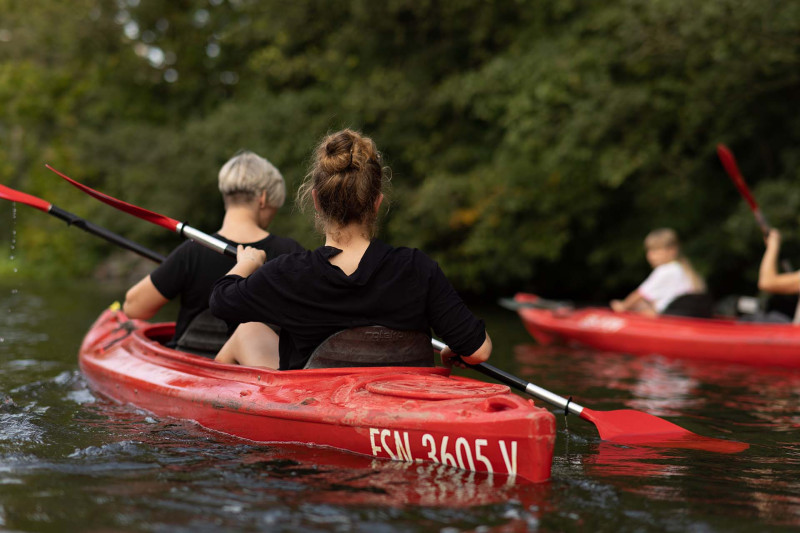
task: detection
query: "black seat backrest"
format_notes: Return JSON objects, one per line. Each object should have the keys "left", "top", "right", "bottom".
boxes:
{"left": 662, "top": 293, "right": 715, "bottom": 319}
{"left": 175, "top": 309, "right": 230, "bottom": 359}
{"left": 176, "top": 309, "right": 282, "bottom": 359}
{"left": 303, "top": 326, "right": 434, "bottom": 369}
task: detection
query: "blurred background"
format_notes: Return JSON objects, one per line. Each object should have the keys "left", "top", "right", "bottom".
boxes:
{"left": 1, "top": 0, "right": 799, "bottom": 302}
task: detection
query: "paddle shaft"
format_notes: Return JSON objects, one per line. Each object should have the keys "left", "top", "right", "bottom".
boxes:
{"left": 178, "top": 224, "right": 237, "bottom": 259}
{"left": 46, "top": 165, "right": 237, "bottom": 259}
{"left": 430, "top": 338, "right": 584, "bottom": 415}
{"left": 48, "top": 205, "right": 166, "bottom": 264}
{"left": 717, "top": 144, "right": 793, "bottom": 272}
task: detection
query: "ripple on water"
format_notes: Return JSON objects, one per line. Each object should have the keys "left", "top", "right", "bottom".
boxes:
{"left": 0, "top": 409, "right": 45, "bottom": 448}
{"left": 68, "top": 440, "right": 151, "bottom": 460}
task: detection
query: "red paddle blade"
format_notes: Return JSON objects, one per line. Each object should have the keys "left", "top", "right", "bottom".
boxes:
{"left": 717, "top": 144, "right": 759, "bottom": 211}
{"left": 0, "top": 184, "right": 51, "bottom": 212}
{"left": 45, "top": 165, "right": 181, "bottom": 232}
{"left": 580, "top": 408, "right": 749, "bottom": 453}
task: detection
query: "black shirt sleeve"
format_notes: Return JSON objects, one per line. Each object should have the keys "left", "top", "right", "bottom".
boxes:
{"left": 209, "top": 266, "right": 287, "bottom": 328}
{"left": 423, "top": 258, "right": 486, "bottom": 357}
{"left": 149, "top": 242, "right": 191, "bottom": 300}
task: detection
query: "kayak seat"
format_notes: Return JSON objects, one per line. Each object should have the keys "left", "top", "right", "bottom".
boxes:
{"left": 662, "top": 293, "right": 714, "bottom": 319}
{"left": 175, "top": 309, "right": 230, "bottom": 359}
{"left": 176, "top": 309, "right": 281, "bottom": 359}
{"left": 304, "top": 326, "right": 434, "bottom": 369}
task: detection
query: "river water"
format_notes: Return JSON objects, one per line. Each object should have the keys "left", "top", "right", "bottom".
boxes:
{"left": 0, "top": 279, "right": 798, "bottom": 532}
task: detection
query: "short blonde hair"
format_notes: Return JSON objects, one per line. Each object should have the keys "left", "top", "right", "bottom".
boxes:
{"left": 218, "top": 151, "right": 286, "bottom": 208}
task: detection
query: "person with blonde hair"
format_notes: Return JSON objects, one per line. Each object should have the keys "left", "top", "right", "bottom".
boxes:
{"left": 123, "top": 151, "right": 303, "bottom": 356}
{"left": 611, "top": 228, "right": 707, "bottom": 317}
{"left": 210, "top": 129, "right": 491, "bottom": 370}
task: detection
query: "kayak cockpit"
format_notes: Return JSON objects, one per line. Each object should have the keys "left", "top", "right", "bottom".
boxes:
{"left": 135, "top": 317, "right": 438, "bottom": 373}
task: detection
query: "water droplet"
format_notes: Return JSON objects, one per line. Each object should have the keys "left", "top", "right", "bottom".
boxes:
{"left": 9, "top": 256, "right": 13, "bottom": 260}
{"left": 12, "top": 268, "right": 17, "bottom": 273}
{"left": 10, "top": 289, "right": 18, "bottom": 294}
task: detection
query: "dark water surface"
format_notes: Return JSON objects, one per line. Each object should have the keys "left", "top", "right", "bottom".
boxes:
{"left": 1, "top": 280, "right": 798, "bottom": 532}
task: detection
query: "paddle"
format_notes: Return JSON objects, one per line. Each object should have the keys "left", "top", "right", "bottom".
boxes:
{"left": 0, "top": 183, "right": 165, "bottom": 264}
{"left": 431, "top": 338, "right": 748, "bottom": 453}
{"left": 498, "top": 295, "right": 573, "bottom": 312}
{"left": 46, "top": 165, "right": 237, "bottom": 258}
{"left": 717, "top": 144, "right": 792, "bottom": 272}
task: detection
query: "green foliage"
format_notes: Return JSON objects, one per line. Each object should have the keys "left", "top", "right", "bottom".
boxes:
{"left": 1, "top": 0, "right": 799, "bottom": 299}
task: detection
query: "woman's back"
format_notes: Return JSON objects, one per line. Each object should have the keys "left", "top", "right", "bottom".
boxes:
{"left": 210, "top": 240, "right": 485, "bottom": 369}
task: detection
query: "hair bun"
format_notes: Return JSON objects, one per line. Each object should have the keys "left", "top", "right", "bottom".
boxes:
{"left": 318, "top": 131, "right": 356, "bottom": 174}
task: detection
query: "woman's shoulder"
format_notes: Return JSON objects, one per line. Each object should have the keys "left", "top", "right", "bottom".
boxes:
{"left": 252, "top": 234, "right": 305, "bottom": 253}
{"left": 379, "top": 243, "right": 440, "bottom": 275}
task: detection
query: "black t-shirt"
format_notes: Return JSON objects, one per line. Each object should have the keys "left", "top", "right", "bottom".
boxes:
{"left": 150, "top": 233, "right": 304, "bottom": 346}
{"left": 210, "top": 239, "right": 486, "bottom": 370}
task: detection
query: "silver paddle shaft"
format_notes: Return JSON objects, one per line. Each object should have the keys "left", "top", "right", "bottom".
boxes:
{"left": 177, "top": 224, "right": 238, "bottom": 258}
{"left": 431, "top": 338, "right": 585, "bottom": 416}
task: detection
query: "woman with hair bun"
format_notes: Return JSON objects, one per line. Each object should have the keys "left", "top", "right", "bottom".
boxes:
{"left": 210, "top": 129, "right": 492, "bottom": 370}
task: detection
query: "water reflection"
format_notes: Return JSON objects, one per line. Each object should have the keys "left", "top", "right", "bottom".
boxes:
{"left": 515, "top": 344, "right": 800, "bottom": 527}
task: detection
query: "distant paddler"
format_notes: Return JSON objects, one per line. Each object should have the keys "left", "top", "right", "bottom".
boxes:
{"left": 610, "top": 228, "right": 712, "bottom": 318}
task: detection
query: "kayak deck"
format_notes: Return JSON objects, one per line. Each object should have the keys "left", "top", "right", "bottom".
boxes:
{"left": 79, "top": 308, "right": 556, "bottom": 483}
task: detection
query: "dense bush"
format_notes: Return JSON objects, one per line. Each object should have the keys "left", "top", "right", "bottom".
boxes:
{"left": 1, "top": 0, "right": 799, "bottom": 299}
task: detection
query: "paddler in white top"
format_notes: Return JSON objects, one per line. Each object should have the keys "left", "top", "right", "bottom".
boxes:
{"left": 611, "top": 228, "right": 706, "bottom": 316}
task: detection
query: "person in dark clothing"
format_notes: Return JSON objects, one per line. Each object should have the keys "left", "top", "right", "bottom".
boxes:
{"left": 210, "top": 129, "right": 492, "bottom": 369}
{"left": 123, "top": 151, "right": 304, "bottom": 355}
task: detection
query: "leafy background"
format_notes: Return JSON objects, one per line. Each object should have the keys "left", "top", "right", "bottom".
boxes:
{"left": 1, "top": 0, "right": 799, "bottom": 302}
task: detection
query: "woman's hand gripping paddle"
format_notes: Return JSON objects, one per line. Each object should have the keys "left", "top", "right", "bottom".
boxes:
{"left": 431, "top": 339, "right": 748, "bottom": 453}
{"left": 0, "top": 183, "right": 165, "bottom": 263}
{"left": 45, "top": 165, "right": 237, "bottom": 259}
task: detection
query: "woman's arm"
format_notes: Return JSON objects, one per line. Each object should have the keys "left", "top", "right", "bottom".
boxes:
{"left": 210, "top": 246, "right": 272, "bottom": 324}
{"left": 123, "top": 275, "right": 170, "bottom": 319}
{"left": 610, "top": 290, "right": 656, "bottom": 315}
{"left": 758, "top": 230, "right": 800, "bottom": 294}
{"left": 440, "top": 332, "right": 492, "bottom": 368}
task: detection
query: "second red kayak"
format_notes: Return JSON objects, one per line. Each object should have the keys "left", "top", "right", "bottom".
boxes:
{"left": 512, "top": 293, "right": 800, "bottom": 368}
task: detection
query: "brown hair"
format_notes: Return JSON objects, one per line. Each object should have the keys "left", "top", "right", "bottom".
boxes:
{"left": 298, "top": 129, "right": 387, "bottom": 238}
{"left": 644, "top": 228, "right": 706, "bottom": 292}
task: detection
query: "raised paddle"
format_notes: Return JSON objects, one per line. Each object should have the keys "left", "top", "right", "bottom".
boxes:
{"left": 717, "top": 144, "right": 770, "bottom": 237}
{"left": 431, "top": 339, "right": 748, "bottom": 453}
{"left": 717, "top": 144, "right": 792, "bottom": 272}
{"left": 46, "top": 165, "right": 237, "bottom": 259}
{"left": 0, "top": 183, "right": 165, "bottom": 264}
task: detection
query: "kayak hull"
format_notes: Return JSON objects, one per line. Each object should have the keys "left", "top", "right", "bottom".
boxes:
{"left": 79, "top": 308, "right": 556, "bottom": 483}
{"left": 514, "top": 293, "right": 800, "bottom": 368}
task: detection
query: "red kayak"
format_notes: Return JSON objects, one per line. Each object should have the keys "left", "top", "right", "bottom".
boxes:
{"left": 79, "top": 307, "right": 556, "bottom": 483}
{"left": 511, "top": 293, "right": 800, "bottom": 368}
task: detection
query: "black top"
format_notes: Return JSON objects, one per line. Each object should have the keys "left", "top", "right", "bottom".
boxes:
{"left": 150, "top": 233, "right": 304, "bottom": 347}
{"left": 210, "top": 239, "right": 486, "bottom": 370}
